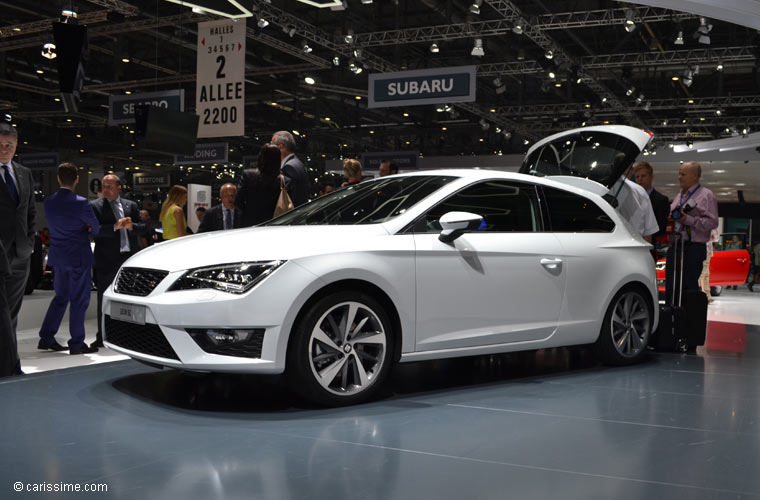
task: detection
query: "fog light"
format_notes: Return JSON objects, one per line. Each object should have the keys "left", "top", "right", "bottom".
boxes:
{"left": 205, "top": 329, "right": 257, "bottom": 345}
{"left": 187, "top": 328, "right": 266, "bottom": 358}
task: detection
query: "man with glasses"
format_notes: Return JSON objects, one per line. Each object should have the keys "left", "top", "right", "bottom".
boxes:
{"left": 0, "top": 123, "right": 36, "bottom": 375}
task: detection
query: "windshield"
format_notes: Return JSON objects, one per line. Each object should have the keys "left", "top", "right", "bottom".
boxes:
{"left": 520, "top": 131, "right": 642, "bottom": 188}
{"left": 266, "top": 175, "right": 457, "bottom": 226}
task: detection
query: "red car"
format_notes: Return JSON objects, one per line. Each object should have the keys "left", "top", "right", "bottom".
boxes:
{"left": 656, "top": 233, "right": 751, "bottom": 296}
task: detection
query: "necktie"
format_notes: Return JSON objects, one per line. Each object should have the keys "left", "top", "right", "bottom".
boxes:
{"left": 224, "top": 208, "right": 232, "bottom": 230}
{"left": 2, "top": 164, "right": 19, "bottom": 205}
{"left": 111, "top": 199, "right": 130, "bottom": 253}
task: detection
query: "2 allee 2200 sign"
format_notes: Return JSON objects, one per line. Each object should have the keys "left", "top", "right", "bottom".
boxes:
{"left": 196, "top": 19, "right": 245, "bottom": 138}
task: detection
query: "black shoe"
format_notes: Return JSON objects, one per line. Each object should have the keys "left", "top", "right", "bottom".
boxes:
{"left": 749, "top": 283, "right": 755, "bottom": 292}
{"left": 90, "top": 339, "right": 105, "bottom": 348}
{"left": 70, "top": 344, "right": 99, "bottom": 355}
{"left": 37, "top": 340, "right": 68, "bottom": 352}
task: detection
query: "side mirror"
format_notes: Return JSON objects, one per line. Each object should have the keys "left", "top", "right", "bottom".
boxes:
{"left": 438, "top": 211, "right": 483, "bottom": 243}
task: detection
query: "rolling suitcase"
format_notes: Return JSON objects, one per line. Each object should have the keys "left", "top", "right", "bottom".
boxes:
{"left": 653, "top": 233, "right": 706, "bottom": 352}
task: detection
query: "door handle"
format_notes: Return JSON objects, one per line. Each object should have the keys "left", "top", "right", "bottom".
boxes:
{"left": 540, "top": 258, "right": 563, "bottom": 269}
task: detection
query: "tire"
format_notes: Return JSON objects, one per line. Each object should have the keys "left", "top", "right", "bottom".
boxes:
{"left": 287, "top": 291, "right": 394, "bottom": 406}
{"left": 710, "top": 286, "right": 722, "bottom": 297}
{"left": 593, "top": 287, "right": 652, "bottom": 366}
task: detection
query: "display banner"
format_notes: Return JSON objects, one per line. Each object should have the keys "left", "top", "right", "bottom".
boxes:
{"left": 133, "top": 171, "right": 171, "bottom": 188}
{"left": 368, "top": 65, "right": 476, "bottom": 108}
{"left": 196, "top": 19, "right": 245, "bottom": 138}
{"left": 174, "top": 142, "right": 228, "bottom": 165}
{"left": 18, "top": 152, "right": 60, "bottom": 169}
{"left": 360, "top": 151, "right": 419, "bottom": 171}
{"left": 187, "top": 183, "right": 211, "bottom": 233}
{"left": 108, "top": 90, "right": 184, "bottom": 126}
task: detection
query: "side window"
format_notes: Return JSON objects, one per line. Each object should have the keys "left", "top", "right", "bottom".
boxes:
{"left": 542, "top": 186, "right": 615, "bottom": 232}
{"left": 415, "top": 181, "right": 541, "bottom": 233}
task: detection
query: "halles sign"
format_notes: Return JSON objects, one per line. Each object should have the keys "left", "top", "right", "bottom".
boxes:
{"left": 368, "top": 65, "right": 476, "bottom": 108}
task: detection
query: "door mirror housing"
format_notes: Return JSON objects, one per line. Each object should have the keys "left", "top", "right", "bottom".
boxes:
{"left": 438, "top": 211, "right": 483, "bottom": 243}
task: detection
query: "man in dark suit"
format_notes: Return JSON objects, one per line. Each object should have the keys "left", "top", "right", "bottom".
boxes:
{"left": 38, "top": 163, "right": 100, "bottom": 354}
{"left": 0, "top": 239, "right": 16, "bottom": 377}
{"left": 271, "top": 130, "right": 309, "bottom": 206}
{"left": 198, "top": 183, "right": 243, "bottom": 233}
{"left": 0, "top": 123, "right": 36, "bottom": 374}
{"left": 634, "top": 161, "right": 670, "bottom": 238}
{"left": 91, "top": 174, "right": 144, "bottom": 348}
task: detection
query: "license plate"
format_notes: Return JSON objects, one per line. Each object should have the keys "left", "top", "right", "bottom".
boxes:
{"left": 111, "top": 301, "right": 146, "bottom": 325}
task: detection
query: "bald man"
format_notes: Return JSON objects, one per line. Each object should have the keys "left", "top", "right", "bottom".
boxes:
{"left": 198, "top": 183, "right": 243, "bottom": 232}
{"left": 664, "top": 161, "right": 718, "bottom": 301}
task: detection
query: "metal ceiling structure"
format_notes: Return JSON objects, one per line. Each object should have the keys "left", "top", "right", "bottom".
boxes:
{"left": 0, "top": 0, "right": 758, "bottom": 171}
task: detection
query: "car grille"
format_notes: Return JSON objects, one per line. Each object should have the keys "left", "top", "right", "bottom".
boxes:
{"left": 186, "top": 329, "right": 265, "bottom": 358}
{"left": 114, "top": 267, "right": 169, "bottom": 297}
{"left": 104, "top": 315, "right": 179, "bottom": 360}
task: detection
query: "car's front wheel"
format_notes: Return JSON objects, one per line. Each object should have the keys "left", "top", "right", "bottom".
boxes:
{"left": 593, "top": 287, "right": 651, "bottom": 365}
{"left": 287, "top": 291, "right": 393, "bottom": 406}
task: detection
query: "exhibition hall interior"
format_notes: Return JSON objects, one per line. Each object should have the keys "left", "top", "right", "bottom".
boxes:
{"left": 2, "top": 0, "right": 760, "bottom": 498}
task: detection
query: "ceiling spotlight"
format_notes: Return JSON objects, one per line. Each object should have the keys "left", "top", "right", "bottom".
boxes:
{"left": 636, "top": 93, "right": 645, "bottom": 104}
{"left": 41, "top": 42, "right": 56, "bottom": 59}
{"left": 353, "top": 48, "right": 362, "bottom": 59}
{"left": 643, "top": 101, "right": 651, "bottom": 111}
{"left": 304, "top": 76, "right": 315, "bottom": 85}
{"left": 512, "top": 20, "right": 524, "bottom": 35}
{"left": 682, "top": 67, "right": 694, "bottom": 87}
{"left": 716, "top": 60, "right": 724, "bottom": 71}
{"left": 479, "top": 119, "right": 490, "bottom": 131}
{"left": 284, "top": 25, "right": 296, "bottom": 37}
{"left": 349, "top": 61, "right": 363, "bottom": 74}
{"left": 715, "top": 109, "right": 722, "bottom": 116}
{"left": 301, "top": 41, "right": 312, "bottom": 53}
{"left": 624, "top": 9, "right": 636, "bottom": 32}
{"left": 332, "top": 55, "right": 340, "bottom": 66}
{"left": 470, "top": 0, "right": 482, "bottom": 15}
{"left": 544, "top": 49, "right": 554, "bottom": 60}
{"left": 361, "top": 0, "right": 373, "bottom": 3}
{"left": 503, "top": 131, "right": 512, "bottom": 139}
{"left": 436, "top": 105, "right": 445, "bottom": 112}
{"left": 696, "top": 17, "right": 712, "bottom": 45}
{"left": 257, "top": 18, "right": 269, "bottom": 28}
{"left": 523, "top": 139, "right": 530, "bottom": 145}
{"left": 471, "top": 38, "right": 484, "bottom": 57}
{"left": 493, "top": 77, "right": 502, "bottom": 87}
{"left": 547, "top": 70, "right": 556, "bottom": 79}
{"left": 61, "top": 9, "right": 78, "bottom": 19}
{"left": 344, "top": 30, "right": 354, "bottom": 44}
{"left": 430, "top": 43, "right": 439, "bottom": 53}
{"left": 516, "top": 48, "right": 525, "bottom": 60}
{"left": 674, "top": 30, "right": 684, "bottom": 45}
{"left": 626, "top": 86, "right": 635, "bottom": 96}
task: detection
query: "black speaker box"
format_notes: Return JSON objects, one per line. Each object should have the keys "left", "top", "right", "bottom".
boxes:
{"left": 52, "top": 22, "right": 88, "bottom": 111}
{"left": 134, "top": 105, "right": 199, "bottom": 156}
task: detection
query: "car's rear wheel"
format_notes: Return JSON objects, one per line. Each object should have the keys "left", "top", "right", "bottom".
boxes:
{"left": 710, "top": 286, "right": 722, "bottom": 296}
{"left": 287, "top": 292, "right": 393, "bottom": 406}
{"left": 593, "top": 287, "right": 651, "bottom": 366}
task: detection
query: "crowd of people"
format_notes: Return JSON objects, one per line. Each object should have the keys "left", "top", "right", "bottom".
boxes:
{"left": 1, "top": 118, "right": 757, "bottom": 376}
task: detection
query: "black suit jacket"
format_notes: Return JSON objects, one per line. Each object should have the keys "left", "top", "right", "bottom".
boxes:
{"left": 197, "top": 204, "right": 243, "bottom": 233}
{"left": 0, "top": 160, "right": 36, "bottom": 260}
{"left": 91, "top": 196, "right": 145, "bottom": 271}
{"left": 649, "top": 188, "right": 670, "bottom": 237}
{"left": 281, "top": 154, "right": 309, "bottom": 207}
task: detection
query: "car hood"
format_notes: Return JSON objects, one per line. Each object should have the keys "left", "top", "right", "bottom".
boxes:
{"left": 124, "top": 225, "right": 391, "bottom": 272}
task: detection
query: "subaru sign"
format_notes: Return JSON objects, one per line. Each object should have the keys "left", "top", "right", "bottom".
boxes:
{"left": 368, "top": 65, "right": 476, "bottom": 108}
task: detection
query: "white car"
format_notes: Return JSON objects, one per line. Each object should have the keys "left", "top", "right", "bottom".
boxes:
{"left": 104, "top": 125, "right": 658, "bottom": 406}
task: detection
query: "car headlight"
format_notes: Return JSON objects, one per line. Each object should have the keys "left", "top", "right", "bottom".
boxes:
{"left": 169, "top": 260, "right": 285, "bottom": 294}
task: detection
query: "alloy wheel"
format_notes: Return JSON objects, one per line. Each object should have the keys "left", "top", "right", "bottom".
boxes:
{"left": 308, "top": 301, "right": 387, "bottom": 396}
{"left": 609, "top": 291, "right": 650, "bottom": 358}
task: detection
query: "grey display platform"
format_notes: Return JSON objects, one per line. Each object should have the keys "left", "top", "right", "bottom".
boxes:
{"left": 2, "top": 318, "right": 759, "bottom": 499}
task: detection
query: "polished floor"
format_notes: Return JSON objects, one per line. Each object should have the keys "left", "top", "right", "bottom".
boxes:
{"left": 3, "top": 288, "right": 760, "bottom": 499}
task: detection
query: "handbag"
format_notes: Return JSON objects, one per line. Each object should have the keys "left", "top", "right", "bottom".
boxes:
{"left": 273, "top": 175, "right": 294, "bottom": 218}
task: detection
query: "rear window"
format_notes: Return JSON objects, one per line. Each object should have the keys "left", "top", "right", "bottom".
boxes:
{"left": 542, "top": 186, "right": 615, "bottom": 232}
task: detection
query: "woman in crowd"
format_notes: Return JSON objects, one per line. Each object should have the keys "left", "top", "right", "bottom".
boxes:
{"left": 235, "top": 144, "right": 284, "bottom": 226}
{"left": 341, "top": 158, "right": 363, "bottom": 187}
{"left": 160, "top": 185, "right": 188, "bottom": 240}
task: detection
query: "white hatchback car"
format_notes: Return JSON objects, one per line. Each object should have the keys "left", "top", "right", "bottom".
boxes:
{"left": 104, "top": 125, "right": 658, "bottom": 406}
